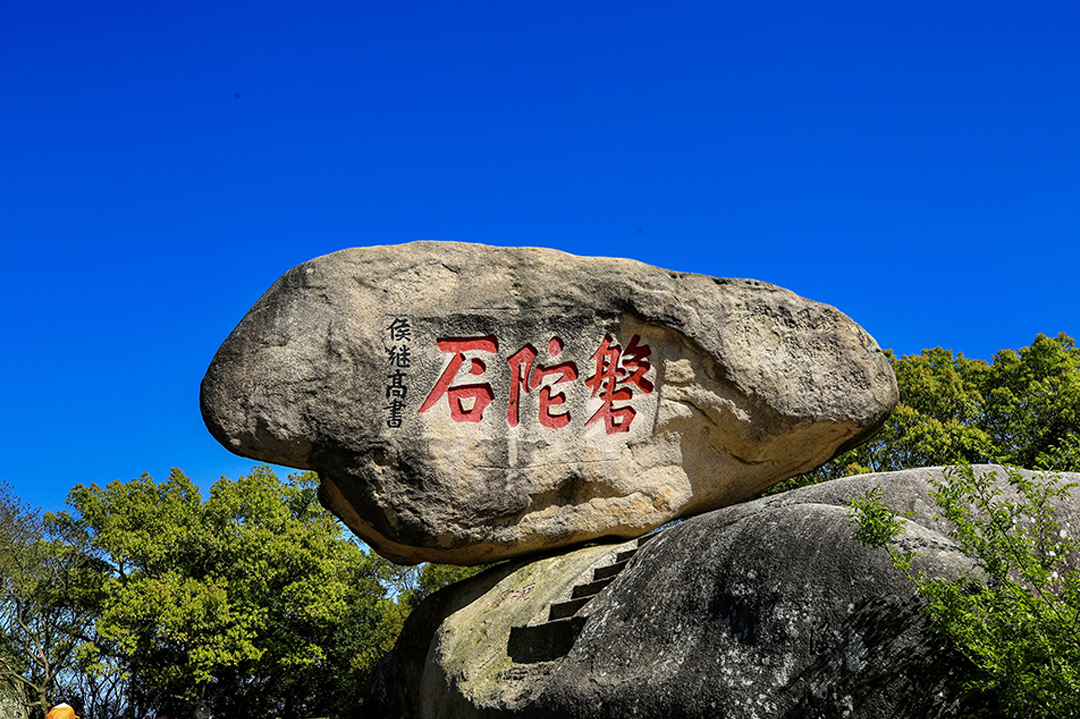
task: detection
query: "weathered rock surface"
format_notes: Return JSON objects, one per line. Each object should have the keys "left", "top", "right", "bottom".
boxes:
{"left": 201, "top": 241, "right": 897, "bottom": 564}
{"left": 366, "top": 466, "right": 1080, "bottom": 718}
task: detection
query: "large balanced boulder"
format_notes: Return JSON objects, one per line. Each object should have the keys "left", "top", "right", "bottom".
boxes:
{"left": 366, "top": 466, "right": 1080, "bottom": 718}
{"left": 201, "top": 242, "right": 897, "bottom": 564}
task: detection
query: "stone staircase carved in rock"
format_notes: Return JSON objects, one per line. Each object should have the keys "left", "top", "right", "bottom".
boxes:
{"left": 507, "top": 531, "right": 660, "bottom": 663}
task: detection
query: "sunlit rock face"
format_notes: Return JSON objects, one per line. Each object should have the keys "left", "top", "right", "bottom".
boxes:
{"left": 200, "top": 241, "right": 897, "bottom": 564}
{"left": 366, "top": 467, "right": 1073, "bottom": 719}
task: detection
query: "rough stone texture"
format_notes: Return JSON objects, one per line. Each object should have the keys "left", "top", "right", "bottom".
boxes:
{"left": 366, "top": 466, "right": 1080, "bottom": 719}
{"left": 201, "top": 241, "right": 897, "bottom": 564}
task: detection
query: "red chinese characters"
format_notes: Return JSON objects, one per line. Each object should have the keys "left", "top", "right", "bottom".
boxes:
{"left": 584, "top": 334, "right": 653, "bottom": 434}
{"left": 417, "top": 336, "right": 498, "bottom": 423}
{"left": 419, "top": 333, "right": 653, "bottom": 434}
{"left": 507, "top": 337, "right": 579, "bottom": 428}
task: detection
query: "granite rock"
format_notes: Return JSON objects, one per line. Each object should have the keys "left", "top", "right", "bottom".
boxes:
{"left": 365, "top": 466, "right": 1080, "bottom": 718}
{"left": 201, "top": 241, "right": 897, "bottom": 564}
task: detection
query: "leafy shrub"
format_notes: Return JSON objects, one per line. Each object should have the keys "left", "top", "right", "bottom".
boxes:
{"left": 849, "top": 464, "right": 1080, "bottom": 718}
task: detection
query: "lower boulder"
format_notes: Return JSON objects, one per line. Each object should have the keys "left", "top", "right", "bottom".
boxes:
{"left": 367, "top": 466, "right": 1080, "bottom": 718}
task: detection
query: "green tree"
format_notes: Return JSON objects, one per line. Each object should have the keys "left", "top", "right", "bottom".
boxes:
{"left": 388, "top": 562, "right": 492, "bottom": 614}
{"left": 49, "top": 467, "right": 405, "bottom": 719}
{"left": 982, "top": 334, "right": 1080, "bottom": 469}
{"left": 0, "top": 483, "right": 98, "bottom": 718}
{"left": 1036, "top": 432, "right": 1080, "bottom": 473}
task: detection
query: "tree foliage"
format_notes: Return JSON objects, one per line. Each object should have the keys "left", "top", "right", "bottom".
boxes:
{"left": 0, "top": 466, "right": 494, "bottom": 719}
{"left": 0, "top": 483, "right": 97, "bottom": 718}
{"left": 850, "top": 464, "right": 1080, "bottom": 717}
{"left": 48, "top": 467, "right": 405, "bottom": 719}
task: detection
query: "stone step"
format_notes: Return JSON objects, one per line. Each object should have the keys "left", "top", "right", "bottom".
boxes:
{"left": 508, "top": 616, "right": 588, "bottom": 664}
{"left": 507, "top": 542, "right": 652, "bottom": 665}
{"left": 571, "top": 577, "right": 614, "bottom": 599}
{"left": 548, "top": 596, "right": 592, "bottom": 621}
{"left": 593, "top": 558, "right": 631, "bottom": 581}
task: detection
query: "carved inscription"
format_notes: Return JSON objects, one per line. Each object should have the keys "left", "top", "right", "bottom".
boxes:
{"left": 418, "top": 333, "right": 654, "bottom": 435}
{"left": 383, "top": 317, "right": 413, "bottom": 428}
{"left": 417, "top": 336, "right": 498, "bottom": 423}
{"left": 487, "top": 583, "right": 536, "bottom": 608}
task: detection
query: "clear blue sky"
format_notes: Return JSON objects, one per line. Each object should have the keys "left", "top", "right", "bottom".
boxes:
{"left": 2, "top": 0, "right": 1078, "bottom": 513}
